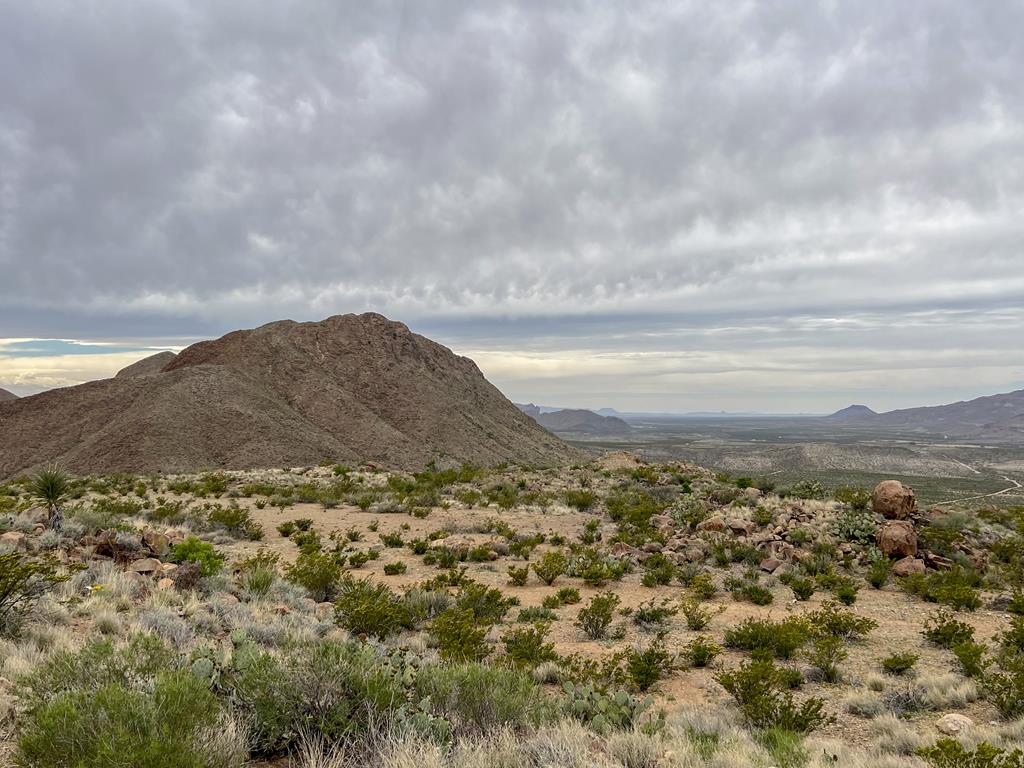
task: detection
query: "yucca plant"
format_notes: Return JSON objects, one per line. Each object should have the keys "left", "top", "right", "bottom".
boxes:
{"left": 29, "top": 465, "right": 70, "bottom": 530}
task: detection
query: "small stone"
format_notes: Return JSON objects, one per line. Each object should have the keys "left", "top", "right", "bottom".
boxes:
{"left": 892, "top": 556, "right": 926, "bottom": 577}
{"left": 935, "top": 713, "right": 973, "bottom": 735}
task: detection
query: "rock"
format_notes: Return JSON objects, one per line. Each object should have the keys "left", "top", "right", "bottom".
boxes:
{"left": 877, "top": 520, "right": 917, "bottom": 558}
{"left": 161, "top": 563, "right": 178, "bottom": 574}
{"left": 649, "top": 514, "right": 674, "bottom": 531}
{"left": 156, "top": 577, "right": 175, "bottom": 590}
{"left": 696, "top": 516, "right": 726, "bottom": 533}
{"left": 682, "top": 546, "right": 706, "bottom": 563}
{"left": 273, "top": 603, "right": 291, "bottom": 615}
{"left": 315, "top": 602, "right": 335, "bottom": 619}
{"left": 935, "top": 713, "right": 973, "bottom": 735}
{"left": 0, "top": 531, "right": 26, "bottom": 549}
{"left": 609, "top": 541, "right": 637, "bottom": 557}
{"left": 142, "top": 530, "right": 170, "bottom": 557}
{"left": 727, "top": 518, "right": 755, "bottom": 536}
{"left": 642, "top": 542, "right": 663, "bottom": 554}
{"left": 759, "top": 557, "right": 784, "bottom": 573}
{"left": 127, "top": 558, "right": 162, "bottom": 575}
{"left": 926, "top": 553, "right": 955, "bottom": 571}
{"left": 892, "top": 556, "right": 926, "bottom": 577}
{"left": 872, "top": 480, "right": 916, "bottom": 519}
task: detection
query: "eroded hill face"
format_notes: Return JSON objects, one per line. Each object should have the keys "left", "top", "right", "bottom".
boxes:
{"left": 0, "top": 388, "right": 17, "bottom": 402}
{"left": 0, "top": 313, "right": 581, "bottom": 476}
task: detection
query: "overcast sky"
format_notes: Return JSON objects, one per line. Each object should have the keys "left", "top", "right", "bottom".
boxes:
{"left": 2, "top": 1, "right": 1022, "bottom": 412}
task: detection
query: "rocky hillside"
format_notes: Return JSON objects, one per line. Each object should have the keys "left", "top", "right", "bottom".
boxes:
{"left": 114, "top": 351, "right": 177, "bottom": 378}
{"left": 0, "top": 388, "right": 17, "bottom": 402}
{"left": 0, "top": 313, "right": 579, "bottom": 476}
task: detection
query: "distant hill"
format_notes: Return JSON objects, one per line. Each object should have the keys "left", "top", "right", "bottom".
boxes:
{"left": 0, "top": 388, "right": 18, "bottom": 402}
{"left": 827, "top": 404, "right": 877, "bottom": 419}
{"left": 827, "top": 389, "right": 1024, "bottom": 440}
{"left": 0, "top": 313, "right": 580, "bottom": 476}
{"left": 516, "top": 405, "right": 632, "bottom": 436}
{"left": 115, "top": 351, "right": 177, "bottom": 378}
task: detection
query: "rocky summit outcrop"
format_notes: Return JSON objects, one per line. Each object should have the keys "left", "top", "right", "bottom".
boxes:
{"left": 114, "top": 351, "right": 177, "bottom": 378}
{"left": 872, "top": 480, "right": 916, "bottom": 519}
{"left": 0, "top": 313, "right": 581, "bottom": 476}
{"left": 0, "top": 388, "right": 18, "bottom": 402}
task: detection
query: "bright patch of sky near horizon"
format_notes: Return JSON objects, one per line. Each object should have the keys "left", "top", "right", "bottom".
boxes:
{"left": 1, "top": 2, "right": 1023, "bottom": 412}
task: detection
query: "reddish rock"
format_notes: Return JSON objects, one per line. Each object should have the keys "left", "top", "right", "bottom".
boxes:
{"left": 641, "top": 542, "right": 663, "bottom": 554}
{"left": 142, "top": 530, "right": 170, "bottom": 557}
{"left": 872, "top": 480, "right": 916, "bottom": 519}
{"left": 0, "top": 531, "right": 26, "bottom": 549}
{"left": 877, "top": 520, "right": 917, "bottom": 558}
{"left": 892, "top": 556, "right": 926, "bottom": 577}
{"left": 759, "top": 557, "right": 783, "bottom": 573}
{"left": 156, "top": 577, "right": 175, "bottom": 590}
{"left": 696, "top": 516, "right": 726, "bottom": 533}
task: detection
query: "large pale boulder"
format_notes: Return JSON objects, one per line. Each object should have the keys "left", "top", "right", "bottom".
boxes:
{"left": 935, "top": 713, "right": 973, "bottom": 736}
{"left": 877, "top": 520, "right": 917, "bottom": 558}
{"left": 127, "top": 558, "right": 162, "bottom": 575}
{"left": 872, "top": 481, "right": 916, "bottom": 519}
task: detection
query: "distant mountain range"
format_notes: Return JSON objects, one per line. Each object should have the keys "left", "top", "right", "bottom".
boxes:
{"left": 516, "top": 404, "right": 632, "bottom": 436}
{"left": 828, "top": 389, "right": 1024, "bottom": 440}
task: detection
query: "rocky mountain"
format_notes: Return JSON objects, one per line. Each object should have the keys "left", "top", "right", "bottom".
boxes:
{"left": 0, "top": 313, "right": 580, "bottom": 477}
{"left": 827, "top": 389, "right": 1024, "bottom": 440}
{"left": 115, "top": 351, "right": 177, "bottom": 378}
{"left": 518, "top": 406, "right": 632, "bottom": 436}
{"left": 0, "top": 388, "right": 17, "bottom": 402}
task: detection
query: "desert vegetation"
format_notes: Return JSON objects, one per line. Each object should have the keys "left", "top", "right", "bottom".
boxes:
{"left": 1, "top": 455, "right": 1023, "bottom": 766}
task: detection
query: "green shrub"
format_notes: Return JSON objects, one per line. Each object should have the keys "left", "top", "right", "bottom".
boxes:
{"left": 554, "top": 587, "right": 582, "bottom": 605}
{"left": 952, "top": 640, "right": 988, "bottom": 678}
{"left": 16, "top": 671, "right": 225, "bottom": 768}
{"left": 679, "top": 597, "right": 717, "bottom": 631}
{"left": 532, "top": 550, "right": 567, "bottom": 586}
{"left": 632, "top": 598, "right": 678, "bottom": 630}
{"left": 689, "top": 573, "right": 717, "bottom": 599}
{"left": 832, "top": 577, "right": 860, "bottom": 605}
{"left": 285, "top": 549, "right": 342, "bottom": 602}
{"left": 383, "top": 560, "right": 407, "bottom": 575}
{"left": 416, "top": 662, "right": 549, "bottom": 735}
{"left": 0, "top": 552, "right": 67, "bottom": 637}
{"left": 981, "top": 652, "right": 1024, "bottom": 718}
{"left": 334, "top": 577, "right": 409, "bottom": 638}
{"left": 684, "top": 636, "right": 723, "bottom": 668}
{"left": 564, "top": 489, "right": 596, "bottom": 511}
{"left": 169, "top": 536, "right": 225, "bottom": 576}
{"left": 379, "top": 531, "right": 404, "bottom": 547}
{"left": 207, "top": 504, "right": 263, "bottom": 540}
{"left": 454, "top": 581, "right": 517, "bottom": 624}
{"left": 626, "top": 637, "right": 673, "bottom": 691}
{"left": 882, "top": 652, "right": 919, "bottom": 676}
{"left": 517, "top": 606, "right": 557, "bottom": 623}
{"left": 917, "top": 738, "right": 1024, "bottom": 768}
{"left": 432, "top": 608, "right": 490, "bottom": 662}
{"left": 502, "top": 623, "right": 558, "bottom": 668}
{"left": 728, "top": 577, "right": 774, "bottom": 606}
{"left": 725, "top": 617, "right": 811, "bottom": 660}
{"left": 922, "top": 610, "right": 976, "bottom": 648}
{"left": 789, "top": 577, "right": 816, "bottom": 601}
{"left": 233, "top": 640, "right": 412, "bottom": 754}
{"left": 804, "top": 601, "right": 878, "bottom": 639}
{"left": 716, "top": 659, "right": 831, "bottom": 732}
{"left": 804, "top": 635, "right": 846, "bottom": 683}
{"left": 641, "top": 553, "right": 677, "bottom": 587}
{"left": 834, "top": 487, "right": 871, "bottom": 511}
{"left": 902, "top": 568, "right": 983, "bottom": 611}
{"left": 867, "top": 557, "right": 892, "bottom": 589}
{"left": 576, "top": 592, "right": 621, "bottom": 640}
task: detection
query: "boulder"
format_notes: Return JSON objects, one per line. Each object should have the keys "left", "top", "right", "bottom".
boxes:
{"left": 127, "top": 558, "right": 162, "bottom": 575}
{"left": 935, "top": 713, "right": 973, "bottom": 736}
{"left": 727, "top": 518, "right": 755, "bottom": 536}
{"left": 142, "top": 530, "right": 170, "bottom": 557}
{"left": 0, "top": 531, "right": 27, "bottom": 549}
{"left": 892, "top": 556, "right": 926, "bottom": 577}
{"left": 872, "top": 480, "right": 916, "bottom": 519}
{"left": 759, "top": 557, "right": 784, "bottom": 574}
{"left": 696, "top": 516, "right": 726, "bottom": 533}
{"left": 641, "top": 542, "right": 663, "bottom": 554}
{"left": 315, "top": 602, "right": 335, "bottom": 619}
{"left": 156, "top": 577, "right": 175, "bottom": 590}
{"left": 877, "top": 520, "right": 917, "bottom": 558}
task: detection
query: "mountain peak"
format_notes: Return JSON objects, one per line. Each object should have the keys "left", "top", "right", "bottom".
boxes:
{"left": 828, "top": 404, "right": 878, "bottom": 419}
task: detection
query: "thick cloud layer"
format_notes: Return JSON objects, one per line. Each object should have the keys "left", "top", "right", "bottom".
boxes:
{"left": 1, "top": 1, "right": 1022, "bottom": 410}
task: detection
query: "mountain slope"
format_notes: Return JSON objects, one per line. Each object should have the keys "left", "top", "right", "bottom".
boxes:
{"left": 0, "top": 388, "right": 17, "bottom": 402}
{"left": 828, "top": 389, "right": 1024, "bottom": 440}
{"left": 0, "top": 313, "right": 579, "bottom": 476}
{"left": 826, "top": 404, "right": 877, "bottom": 420}
{"left": 533, "top": 408, "right": 632, "bottom": 436}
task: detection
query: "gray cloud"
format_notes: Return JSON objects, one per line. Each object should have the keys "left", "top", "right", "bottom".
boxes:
{"left": 1, "top": 1, "right": 1023, "bottom": 410}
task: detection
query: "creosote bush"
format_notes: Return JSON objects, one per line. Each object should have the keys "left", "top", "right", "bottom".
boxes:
{"left": 575, "top": 592, "right": 621, "bottom": 640}
{"left": 169, "top": 536, "right": 225, "bottom": 576}
{"left": 0, "top": 552, "right": 67, "bottom": 637}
